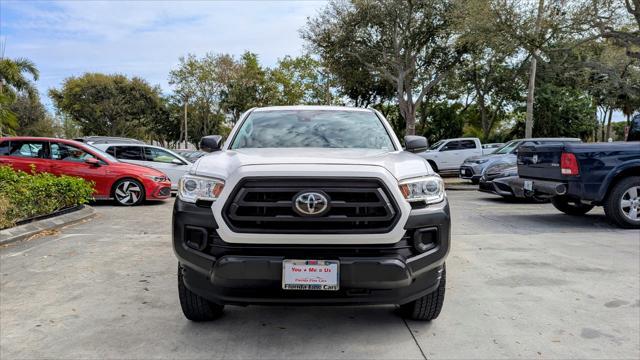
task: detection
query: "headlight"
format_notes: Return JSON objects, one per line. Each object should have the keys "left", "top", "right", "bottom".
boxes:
{"left": 178, "top": 175, "right": 224, "bottom": 203}
{"left": 474, "top": 159, "right": 489, "bottom": 164}
{"left": 145, "top": 175, "right": 168, "bottom": 182}
{"left": 398, "top": 176, "right": 445, "bottom": 204}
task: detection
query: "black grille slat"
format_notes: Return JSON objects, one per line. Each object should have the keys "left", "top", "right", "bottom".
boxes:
{"left": 222, "top": 177, "right": 400, "bottom": 234}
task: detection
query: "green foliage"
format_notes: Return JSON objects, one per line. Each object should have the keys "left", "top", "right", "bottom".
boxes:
{"left": 270, "top": 55, "right": 337, "bottom": 105}
{"left": 49, "top": 73, "right": 167, "bottom": 139}
{"left": 418, "top": 102, "right": 467, "bottom": 144}
{"left": 533, "top": 83, "right": 598, "bottom": 139}
{"left": 11, "top": 92, "right": 60, "bottom": 136}
{"left": 0, "top": 166, "right": 95, "bottom": 229}
{"left": 0, "top": 57, "right": 40, "bottom": 136}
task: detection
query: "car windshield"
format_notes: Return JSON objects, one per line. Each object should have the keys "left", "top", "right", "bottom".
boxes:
{"left": 428, "top": 140, "right": 444, "bottom": 150}
{"left": 229, "top": 110, "right": 395, "bottom": 150}
{"left": 493, "top": 140, "right": 520, "bottom": 154}
{"left": 86, "top": 144, "right": 118, "bottom": 162}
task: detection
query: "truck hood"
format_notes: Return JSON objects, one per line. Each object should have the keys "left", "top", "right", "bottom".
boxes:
{"left": 193, "top": 148, "right": 433, "bottom": 180}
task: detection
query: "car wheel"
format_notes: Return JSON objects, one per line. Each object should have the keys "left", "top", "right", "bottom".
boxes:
{"left": 603, "top": 176, "right": 640, "bottom": 229}
{"left": 178, "top": 265, "right": 224, "bottom": 321}
{"left": 398, "top": 265, "right": 446, "bottom": 321}
{"left": 113, "top": 179, "right": 145, "bottom": 206}
{"left": 551, "top": 196, "right": 594, "bottom": 215}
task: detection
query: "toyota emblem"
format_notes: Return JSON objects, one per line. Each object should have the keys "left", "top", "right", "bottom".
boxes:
{"left": 293, "top": 191, "right": 330, "bottom": 216}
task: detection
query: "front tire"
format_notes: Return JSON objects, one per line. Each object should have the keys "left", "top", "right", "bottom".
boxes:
{"left": 113, "top": 179, "right": 145, "bottom": 206}
{"left": 399, "top": 265, "right": 446, "bottom": 321}
{"left": 603, "top": 176, "right": 640, "bottom": 229}
{"left": 551, "top": 196, "right": 594, "bottom": 216}
{"left": 178, "top": 265, "right": 224, "bottom": 321}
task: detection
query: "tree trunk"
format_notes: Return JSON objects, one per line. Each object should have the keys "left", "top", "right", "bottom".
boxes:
{"left": 400, "top": 100, "right": 416, "bottom": 136}
{"left": 478, "top": 95, "right": 490, "bottom": 140}
{"left": 183, "top": 100, "right": 189, "bottom": 149}
{"left": 525, "top": 0, "right": 545, "bottom": 138}
{"left": 605, "top": 108, "right": 613, "bottom": 141}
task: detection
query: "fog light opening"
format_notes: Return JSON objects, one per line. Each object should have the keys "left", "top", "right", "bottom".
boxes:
{"left": 413, "top": 227, "right": 438, "bottom": 253}
{"left": 184, "top": 226, "right": 208, "bottom": 251}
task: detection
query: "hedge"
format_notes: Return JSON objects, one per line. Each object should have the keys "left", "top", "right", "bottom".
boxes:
{"left": 0, "top": 166, "right": 95, "bottom": 229}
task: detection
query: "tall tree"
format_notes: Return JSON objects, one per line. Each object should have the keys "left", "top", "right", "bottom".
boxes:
{"left": 49, "top": 73, "right": 166, "bottom": 139}
{"left": 221, "top": 52, "right": 277, "bottom": 123}
{"left": 304, "top": 0, "right": 466, "bottom": 135}
{"left": 0, "top": 57, "right": 39, "bottom": 135}
{"left": 10, "top": 93, "right": 59, "bottom": 136}
{"left": 270, "top": 55, "right": 337, "bottom": 105}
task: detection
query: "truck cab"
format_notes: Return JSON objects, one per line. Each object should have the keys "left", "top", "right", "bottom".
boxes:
{"left": 418, "top": 137, "right": 483, "bottom": 172}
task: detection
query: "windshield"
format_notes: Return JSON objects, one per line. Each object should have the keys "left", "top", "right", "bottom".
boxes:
{"left": 86, "top": 144, "right": 118, "bottom": 162}
{"left": 493, "top": 140, "right": 520, "bottom": 154}
{"left": 428, "top": 140, "right": 444, "bottom": 150}
{"left": 230, "top": 110, "right": 395, "bottom": 150}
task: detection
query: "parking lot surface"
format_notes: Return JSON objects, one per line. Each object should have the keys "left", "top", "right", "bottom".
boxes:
{"left": 1, "top": 191, "right": 639, "bottom": 359}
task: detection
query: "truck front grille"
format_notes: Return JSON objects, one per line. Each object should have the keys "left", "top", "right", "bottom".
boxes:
{"left": 222, "top": 177, "right": 400, "bottom": 234}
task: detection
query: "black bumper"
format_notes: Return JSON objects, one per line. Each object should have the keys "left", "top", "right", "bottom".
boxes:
{"left": 173, "top": 198, "right": 450, "bottom": 306}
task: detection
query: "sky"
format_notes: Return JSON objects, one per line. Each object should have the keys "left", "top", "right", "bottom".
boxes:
{"left": 0, "top": 0, "right": 327, "bottom": 108}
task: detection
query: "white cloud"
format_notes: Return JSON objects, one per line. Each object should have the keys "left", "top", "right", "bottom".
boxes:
{"left": 2, "top": 0, "right": 327, "bottom": 106}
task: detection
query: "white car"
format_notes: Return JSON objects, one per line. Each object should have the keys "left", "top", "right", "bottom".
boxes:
{"left": 93, "top": 143, "right": 191, "bottom": 191}
{"left": 417, "top": 137, "right": 485, "bottom": 172}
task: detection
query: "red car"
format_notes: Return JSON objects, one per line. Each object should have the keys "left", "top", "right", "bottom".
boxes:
{"left": 0, "top": 137, "right": 172, "bottom": 206}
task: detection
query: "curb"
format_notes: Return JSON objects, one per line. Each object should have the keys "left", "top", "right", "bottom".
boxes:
{"left": 0, "top": 206, "right": 96, "bottom": 246}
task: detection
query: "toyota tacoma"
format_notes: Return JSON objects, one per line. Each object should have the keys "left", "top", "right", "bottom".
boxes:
{"left": 173, "top": 106, "right": 450, "bottom": 321}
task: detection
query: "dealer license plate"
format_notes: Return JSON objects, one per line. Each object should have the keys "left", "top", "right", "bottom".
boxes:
{"left": 523, "top": 180, "right": 533, "bottom": 191}
{"left": 282, "top": 260, "right": 339, "bottom": 291}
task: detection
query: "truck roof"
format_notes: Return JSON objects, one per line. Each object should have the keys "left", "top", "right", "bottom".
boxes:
{"left": 252, "top": 105, "right": 373, "bottom": 113}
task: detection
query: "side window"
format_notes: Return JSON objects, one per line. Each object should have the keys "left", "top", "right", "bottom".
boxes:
{"left": 460, "top": 140, "right": 477, "bottom": 149}
{"left": 0, "top": 141, "right": 10, "bottom": 156}
{"left": 51, "top": 143, "right": 96, "bottom": 162}
{"left": 116, "top": 146, "right": 144, "bottom": 160}
{"left": 441, "top": 141, "right": 461, "bottom": 151}
{"left": 7, "top": 141, "right": 46, "bottom": 158}
{"left": 105, "top": 146, "right": 116, "bottom": 157}
{"left": 144, "top": 147, "right": 179, "bottom": 164}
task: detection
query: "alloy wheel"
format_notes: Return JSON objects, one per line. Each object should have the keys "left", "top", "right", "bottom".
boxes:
{"left": 620, "top": 186, "right": 640, "bottom": 221}
{"left": 115, "top": 181, "right": 142, "bottom": 205}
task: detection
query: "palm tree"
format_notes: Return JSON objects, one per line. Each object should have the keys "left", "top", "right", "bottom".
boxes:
{"left": 0, "top": 57, "right": 40, "bottom": 135}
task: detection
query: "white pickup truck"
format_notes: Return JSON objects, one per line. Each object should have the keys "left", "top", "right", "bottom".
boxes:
{"left": 417, "top": 137, "right": 487, "bottom": 172}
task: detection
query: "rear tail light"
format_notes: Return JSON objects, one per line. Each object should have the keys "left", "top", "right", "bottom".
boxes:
{"left": 560, "top": 152, "right": 579, "bottom": 176}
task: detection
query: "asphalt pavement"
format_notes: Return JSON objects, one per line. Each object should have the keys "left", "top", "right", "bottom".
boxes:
{"left": 1, "top": 191, "right": 638, "bottom": 359}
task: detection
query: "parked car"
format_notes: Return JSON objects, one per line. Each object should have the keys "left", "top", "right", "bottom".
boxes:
{"left": 0, "top": 137, "right": 172, "bottom": 206}
{"left": 173, "top": 149, "right": 207, "bottom": 163}
{"left": 74, "top": 136, "right": 144, "bottom": 145}
{"left": 517, "top": 141, "right": 640, "bottom": 228}
{"left": 418, "top": 137, "right": 485, "bottom": 173}
{"left": 478, "top": 162, "right": 547, "bottom": 202}
{"left": 173, "top": 106, "right": 449, "bottom": 322}
{"left": 93, "top": 143, "right": 191, "bottom": 190}
{"left": 481, "top": 143, "right": 504, "bottom": 154}
{"left": 459, "top": 138, "right": 582, "bottom": 184}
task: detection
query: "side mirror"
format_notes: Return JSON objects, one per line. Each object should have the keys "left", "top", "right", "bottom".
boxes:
{"left": 85, "top": 158, "right": 101, "bottom": 167}
{"left": 171, "top": 158, "right": 184, "bottom": 165}
{"left": 200, "top": 135, "right": 223, "bottom": 152}
{"left": 404, "top": 136, "right": 428, "bottom": 153}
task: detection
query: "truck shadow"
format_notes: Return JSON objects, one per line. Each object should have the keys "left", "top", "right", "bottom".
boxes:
{"left": 176, "top": 305, "right": 419, "bottom": 358}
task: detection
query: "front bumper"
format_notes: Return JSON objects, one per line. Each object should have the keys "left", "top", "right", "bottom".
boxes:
{"left": 147, "top": 181, "right": 172, "bottom": 199}
{"left": 173, "top": 198, "right": 450, "bottom": 305}
{"left": 459, "top": 165, "right": 481, "bottom": 180}
{"left": 478, "top": 176, "right": 519, "bottom": 198}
